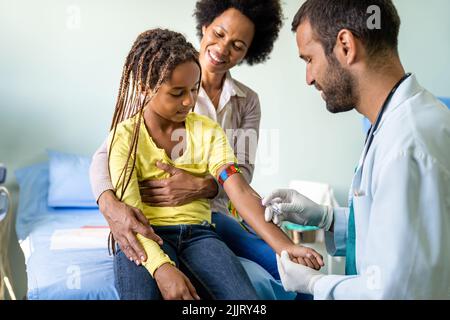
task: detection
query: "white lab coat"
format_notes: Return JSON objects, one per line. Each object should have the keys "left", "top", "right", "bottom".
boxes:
{"left": 315, "top": 75, "right": 450, "bottom": 299}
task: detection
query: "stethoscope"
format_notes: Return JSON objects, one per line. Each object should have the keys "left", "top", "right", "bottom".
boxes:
{"left": 352, "top": 73, "right": 411, "bottom": 197}
{"left": 360, "top": 73, "right": 412, "bottom": 173}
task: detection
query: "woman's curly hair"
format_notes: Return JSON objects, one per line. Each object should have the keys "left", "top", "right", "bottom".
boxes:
{"left": 193, "top": 0, "right": 284, "bottom": 65}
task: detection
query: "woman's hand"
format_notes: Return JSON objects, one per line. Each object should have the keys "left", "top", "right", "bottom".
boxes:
{"left": 154, "top": 263, "right": 201, "bottom": 300}
{"left": 98, "top": 190, "right": 163, "bottom": 265}
{"left": 139, "top": 161, "right": 218, "bottom": 207}
{"left": 284, "top": 244, "right": 325, "bottom": 270}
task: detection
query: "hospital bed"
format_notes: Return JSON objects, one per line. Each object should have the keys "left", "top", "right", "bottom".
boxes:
{"left": 14, "top": 152, "right": 295, "bottom": 300}
{"left": 15, "top": 162, "right": 118, "bottom": 299}
{"left": 1, "top": 165, "right": 16, "bottom": 300}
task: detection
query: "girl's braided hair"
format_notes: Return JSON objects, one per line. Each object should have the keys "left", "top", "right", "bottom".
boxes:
{"left": 108, "top": 28, "right": 200, "bottom": 254}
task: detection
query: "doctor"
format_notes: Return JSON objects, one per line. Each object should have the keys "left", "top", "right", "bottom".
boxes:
{"left": 263, "top": 0, "right": 450, "bottom": 299}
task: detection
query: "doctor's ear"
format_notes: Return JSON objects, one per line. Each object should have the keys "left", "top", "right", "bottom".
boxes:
{"left": 334, "top": 29, "right": 358, "bottom": 66}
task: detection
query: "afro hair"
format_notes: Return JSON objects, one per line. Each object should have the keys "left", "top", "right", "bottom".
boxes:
{"left": 193, "top": 0, "right": 284, "bottom": 65}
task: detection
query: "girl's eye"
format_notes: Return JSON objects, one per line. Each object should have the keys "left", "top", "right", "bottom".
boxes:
{"left": 214, "top": 31, "right": 224, "bottom": 38}
{"left": 170, "top": 92, "right": 183, "bottom": 97}
{"left": 233, "top": 44, "right": 244, "bottom": 51}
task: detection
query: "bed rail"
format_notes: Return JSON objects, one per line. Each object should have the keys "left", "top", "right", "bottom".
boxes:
{"left": 0, "top": 186, "right": 16, "bottom": 300}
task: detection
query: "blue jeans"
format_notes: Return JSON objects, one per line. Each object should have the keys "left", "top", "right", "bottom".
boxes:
{"left": 212, "top": 212, "right": 314, "bottom": 300}
{"left": 114, "top": 223, "right": 258, "bottom": 300}
{"left": 212, "top": 212, "right": 280, "bottom": 280}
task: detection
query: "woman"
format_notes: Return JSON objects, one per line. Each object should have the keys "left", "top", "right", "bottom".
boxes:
{"left": 90, "top": 0, "right": 288, "bottom": 280}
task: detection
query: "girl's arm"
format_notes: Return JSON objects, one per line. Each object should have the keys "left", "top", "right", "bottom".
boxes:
{"left": 108, "top": 130, "right": 174, "bottom": 275}
{"left": 90, "top": 138, "right": 161, "bottom": 264}
{"left": 207, "top": 119, "right": 323, "bottom": 268}
{"left": 212, "top": 92, "right": 261, "bottom": 203}
{"left": 221, "top": 167, "right": 324, "bottom": 269}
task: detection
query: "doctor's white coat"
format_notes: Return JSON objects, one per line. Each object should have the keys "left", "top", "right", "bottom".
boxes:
{"left": 315, "top": 75, "right": 450, "bottom": 299}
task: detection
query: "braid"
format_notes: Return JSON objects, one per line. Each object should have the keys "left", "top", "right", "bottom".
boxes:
{"left": 107, "top": 29, "right": 200, "bottom": 255}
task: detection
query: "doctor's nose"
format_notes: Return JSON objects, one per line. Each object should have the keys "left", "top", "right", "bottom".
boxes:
{"left": 306, "top": 71, "right": 315, "bottom": 86}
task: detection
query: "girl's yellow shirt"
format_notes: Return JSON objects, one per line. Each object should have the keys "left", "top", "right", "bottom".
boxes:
{"left": 108, "top": 112, "right": 236, "bottom": 275}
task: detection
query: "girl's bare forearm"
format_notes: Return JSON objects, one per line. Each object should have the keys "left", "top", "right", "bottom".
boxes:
{"left": 223, "top": 174, "right": 293, "bottom": 254}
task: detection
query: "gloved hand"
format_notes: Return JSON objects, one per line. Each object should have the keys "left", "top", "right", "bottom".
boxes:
{"left": 262, "top": 189, "right": 334, "bottom": 231}
{"left": 277, "top": 251, "right": 325, "bottom": 295}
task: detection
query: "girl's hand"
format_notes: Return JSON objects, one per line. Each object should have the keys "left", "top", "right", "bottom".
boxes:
{"left": 284, "top": 245, "right": 324, "bottom": 270}
{"left": 154, "top": 263, "right": 201, "bottom": 300}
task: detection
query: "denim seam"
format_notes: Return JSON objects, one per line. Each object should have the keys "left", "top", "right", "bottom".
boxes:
{"left": 177, "top": 226, "right": 183, "bottom": 252}
{"left": 115, "top": 251, "right": 123, "bottom": 299}
{"left": 178, "top": 255, "right": 216, "bottom": 300}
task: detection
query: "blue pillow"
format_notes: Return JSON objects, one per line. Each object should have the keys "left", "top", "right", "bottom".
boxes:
{"left": 438, "top": 97, "right": 450, "bottom": 109}
{"left": 47, "top": 150, "right": 98, "bottom": 208}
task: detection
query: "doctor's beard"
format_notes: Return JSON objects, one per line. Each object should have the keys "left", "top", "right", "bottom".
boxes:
{"left": 321, "top": 54, "right": 358, "bottom": 114}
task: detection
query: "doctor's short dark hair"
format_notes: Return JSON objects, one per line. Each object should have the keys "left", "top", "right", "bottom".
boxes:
{"left": 291, "top": 0, "right": 401, "bottom": 59}
{"left": 193, "top": 0, "right": 283, "bottom": 65}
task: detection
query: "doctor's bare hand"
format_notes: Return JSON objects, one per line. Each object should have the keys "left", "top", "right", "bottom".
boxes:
{"left": 98, "top": 190, "right": 163, "bottom": 264}
{"left": 154, "top": 263, "right": 201, "bottom": 300}
{"left": 139, "top": 161, "right": 218, "bottom": 207}
{"left": 263, "top": 189, "right": 334, "bottom": 231}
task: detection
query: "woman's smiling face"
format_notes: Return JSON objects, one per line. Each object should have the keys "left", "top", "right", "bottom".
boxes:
{"left": 199, "top": 8, "right": 255, "bottom": 74}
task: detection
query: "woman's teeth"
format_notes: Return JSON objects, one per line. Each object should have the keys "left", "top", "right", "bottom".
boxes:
{"left": 209, "top": 50, "right": 225, "bottom": 64}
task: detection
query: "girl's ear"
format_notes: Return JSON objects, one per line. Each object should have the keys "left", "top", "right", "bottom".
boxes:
{"left": 141, "top": 91, "right": 153, "bottom": 105}
{"left": 202, "top": 25, "right": 207, "bottom": 36}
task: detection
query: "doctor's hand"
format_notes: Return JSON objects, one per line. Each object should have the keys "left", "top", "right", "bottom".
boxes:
{"left": 154, "top": 263, "right": 201, "bottom": 300}
{"left": 277, "top": 251, "right": 325, "bottom": 295}
{"left": 262, "top": 189, "right": 334, "bottom": 231}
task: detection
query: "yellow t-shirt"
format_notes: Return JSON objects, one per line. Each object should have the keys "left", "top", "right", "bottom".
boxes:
{"left": 108, "top": 112, "right": 237, "bottom": 276}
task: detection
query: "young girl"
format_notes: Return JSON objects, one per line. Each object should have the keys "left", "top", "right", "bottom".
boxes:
{"left": 92, "top": 0, "right": 288, "bottom": 282}
{"left": 108, "top": 29, "right": 323, "bottom": 300}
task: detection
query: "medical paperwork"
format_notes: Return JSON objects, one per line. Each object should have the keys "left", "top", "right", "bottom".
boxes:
{"left": 50, "top": 226, "right": 110, "bottom": 250}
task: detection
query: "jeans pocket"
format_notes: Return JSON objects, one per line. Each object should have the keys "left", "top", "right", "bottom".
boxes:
{"left": 114, "top": 243, "right": 122, "bottom": 255}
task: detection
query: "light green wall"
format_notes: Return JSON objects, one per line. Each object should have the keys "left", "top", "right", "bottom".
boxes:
{"left": 1, "top": 0, "right": 449, "bottom": 299}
